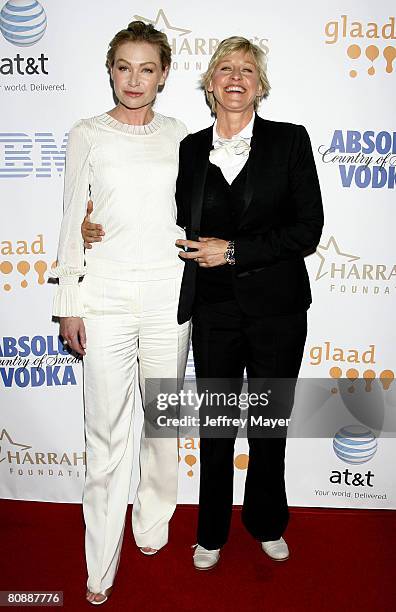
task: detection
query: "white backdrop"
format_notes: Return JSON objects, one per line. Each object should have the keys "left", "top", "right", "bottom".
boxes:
{"left": 1, "top": 0, "right": 395, "bottom": 509}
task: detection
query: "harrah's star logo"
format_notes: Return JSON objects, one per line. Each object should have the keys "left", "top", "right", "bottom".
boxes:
{"left": 0, "top": 429, "right": 31, "bottom": 463}
{"left": 134, "top": 9, "right": 192, "bottom": 38}
{"left": 315, "top": 236, "right": 360, "bottom": 281}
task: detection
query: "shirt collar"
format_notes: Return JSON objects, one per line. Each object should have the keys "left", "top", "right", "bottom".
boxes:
{"left": 212, "top": 113, "right": 255, "bottom": 145}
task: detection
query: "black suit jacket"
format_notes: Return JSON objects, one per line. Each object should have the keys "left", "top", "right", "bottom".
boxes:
{"left": 176, "top": 114, "right": 324, "bottom": 324}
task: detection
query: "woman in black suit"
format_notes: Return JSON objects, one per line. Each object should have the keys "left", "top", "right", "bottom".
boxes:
{"left": 175, "top": 36, "right": 323, "bottom": 569}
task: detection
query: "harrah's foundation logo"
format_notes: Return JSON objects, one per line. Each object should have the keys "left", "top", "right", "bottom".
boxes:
{"left": 134, "top": 8, "right": 269, "bottom": 71}
{"left": 0, "top": 0, "right": 49, "bottom": 75}
{"left": 318, "top": 130, "right": 396, "bottom": 189}
{"left": 314, "top": 236, "right": 396, "bottom": 296}
{"left": 324, "top": 15, "right": 396, "bottom": 77}
{"left": 0, "top": 428, "right": 85, "bottom": 479}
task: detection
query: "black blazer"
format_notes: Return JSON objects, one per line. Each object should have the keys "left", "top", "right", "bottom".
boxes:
{"left": 176, "top": 114, "right": 324, "bottom": 324}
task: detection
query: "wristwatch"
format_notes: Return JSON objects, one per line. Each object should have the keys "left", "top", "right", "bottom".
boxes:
{"left": 224, "top": 240, "right": 235, "bottom": 265}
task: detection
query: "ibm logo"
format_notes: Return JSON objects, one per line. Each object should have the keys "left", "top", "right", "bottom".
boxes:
{"left": 0, "top": 132, "right": 68, "bottom": 178}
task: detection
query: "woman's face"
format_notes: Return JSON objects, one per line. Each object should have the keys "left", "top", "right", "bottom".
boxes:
{"left": 208, "top": 50, "right": 262, "bottom": 114}
{"left": 110, "top": 41, "right": 168, "bottom": 111}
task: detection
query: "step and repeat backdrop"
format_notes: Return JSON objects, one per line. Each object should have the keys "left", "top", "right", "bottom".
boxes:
{"left": 1, "top": 0, "right": 395, "bottom": 508}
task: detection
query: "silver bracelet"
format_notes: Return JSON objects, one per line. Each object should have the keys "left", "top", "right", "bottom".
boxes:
{"left": 224, "top": 240, "right": 235, "bottom": 265}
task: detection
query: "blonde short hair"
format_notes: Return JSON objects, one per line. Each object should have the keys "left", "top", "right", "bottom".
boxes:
{"left": 202, "top": 36, "right": 270, "bottom": 114}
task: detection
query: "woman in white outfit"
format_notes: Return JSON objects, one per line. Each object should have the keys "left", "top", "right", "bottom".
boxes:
{"left": 52, "top": 21, "right": 190, "bottom": 605}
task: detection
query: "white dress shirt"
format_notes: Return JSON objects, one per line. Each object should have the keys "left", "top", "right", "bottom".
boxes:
{"left": 209, "top": 114, "right": 255, "bottom": 184}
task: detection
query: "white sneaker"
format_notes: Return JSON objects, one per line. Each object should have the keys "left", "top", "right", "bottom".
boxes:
{"left": 261, "top": 537, "right": 289, "bottom": 561}
{"left": 193, "top": 544, "right": 220, "bottom": 570}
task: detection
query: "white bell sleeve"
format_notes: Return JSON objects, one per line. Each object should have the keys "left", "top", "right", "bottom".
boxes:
{"left": 52, "top": 120, "right": 91, "bottom": 317}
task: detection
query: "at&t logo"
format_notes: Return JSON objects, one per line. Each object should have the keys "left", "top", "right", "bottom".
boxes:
{"left": 333, "top": 425, "right": 377, "bottom": 465}
{"left": 0, "top": 0, "right": 48, "bottom": 75}
{"left": 329, "top": 426, "right": 379, "bottom": 497}
{"left": 0, "top": 0, "right": 47, "bottom": 46}
{"left": 314, "top": 417, "right": 388, "bottom": 500}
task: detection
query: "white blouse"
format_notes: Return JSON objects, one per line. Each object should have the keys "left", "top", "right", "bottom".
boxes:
{"left": 209, "top": 114, "right": 254, "bottom": 184}
{"left": 52, "top": 113, "right": 188, "bottom": 317}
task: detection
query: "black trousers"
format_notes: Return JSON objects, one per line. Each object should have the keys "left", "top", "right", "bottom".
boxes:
{"left": 192, "top": 299, "right": 307, "bottom": 550}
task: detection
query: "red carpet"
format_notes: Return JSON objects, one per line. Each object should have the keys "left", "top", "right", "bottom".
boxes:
{"left": 0, "top": 501, "right": 395, "bottom": 611}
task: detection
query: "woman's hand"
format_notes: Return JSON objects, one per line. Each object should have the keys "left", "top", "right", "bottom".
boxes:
{"left": 81, "top": 200, "right": 105, "bottom": 248}
{"left": 60, "top": 317, "right": 86, "bottom": 356}
{"left": 176, "top": 237, "right": 229, "bottom": 267}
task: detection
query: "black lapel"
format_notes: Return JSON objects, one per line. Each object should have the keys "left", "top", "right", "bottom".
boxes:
{"left": 238, "top": 114, "right": 266, "bottom": 222}
{"left": 190, "top": 126, "right": 213, "bottom": 236}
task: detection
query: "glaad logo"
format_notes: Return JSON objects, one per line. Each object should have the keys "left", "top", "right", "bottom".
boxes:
{"left": 308, "top": 340, "right": 395, "bottom": 393}
{"left": 0, "top": 0, "right": 47, "bottom": 47}
{"left": 135, "top": 8, "right": 269, "bottom": 71}
{"left": 318, "top": 130, "right": 396, "bottom": 189}
{"left": 178, "top": 437, "right": 249, "bottom": 478}
{"left": 0, "top": 131, "right": 67, "bottom": 178}
{"left": 324, "top": 15, "right": 396, "bottom": 77}
{"left": 333, "top": 426, "right": 377, "bottom": 464}
{"left": 314, "top": 236, "right": 396, "bottom": 296}
{"left": 0, "top": 234, "right": 56, "bottom": 292}
{"left": 0, "top": 428, "right": 85, "bottom": 479}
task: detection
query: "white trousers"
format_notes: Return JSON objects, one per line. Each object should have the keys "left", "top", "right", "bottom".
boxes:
{"left": 80, "top": 272, "right": 190, "bottom": 593}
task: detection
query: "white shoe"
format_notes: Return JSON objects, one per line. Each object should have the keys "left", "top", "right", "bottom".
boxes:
{"left": 86, "top": 587, "right": 113, "bottom": 605}
{"left": 261, "top": 537, "right": 289, "bottom": 561}
{"left": 140, "top": 547, "right": 158, "bottom": 556}
{"left": 193, "top": 544, "right": 220, "bottom": 570}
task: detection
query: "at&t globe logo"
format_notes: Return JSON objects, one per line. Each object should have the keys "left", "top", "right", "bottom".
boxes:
{"left": 333, "top": 425, "right": 377, "bottom": 464}
{"left": 0, "top": 0, "right": 47, "bottom": 47}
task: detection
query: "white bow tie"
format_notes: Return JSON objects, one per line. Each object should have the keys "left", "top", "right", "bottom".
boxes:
{"left": 209, "top": 137, "right": 251, "bottom": 168}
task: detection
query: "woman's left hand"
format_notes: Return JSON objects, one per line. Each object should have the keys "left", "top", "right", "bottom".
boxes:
{"left": 176, "top": 237, "right": 229, "bottom": 267}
